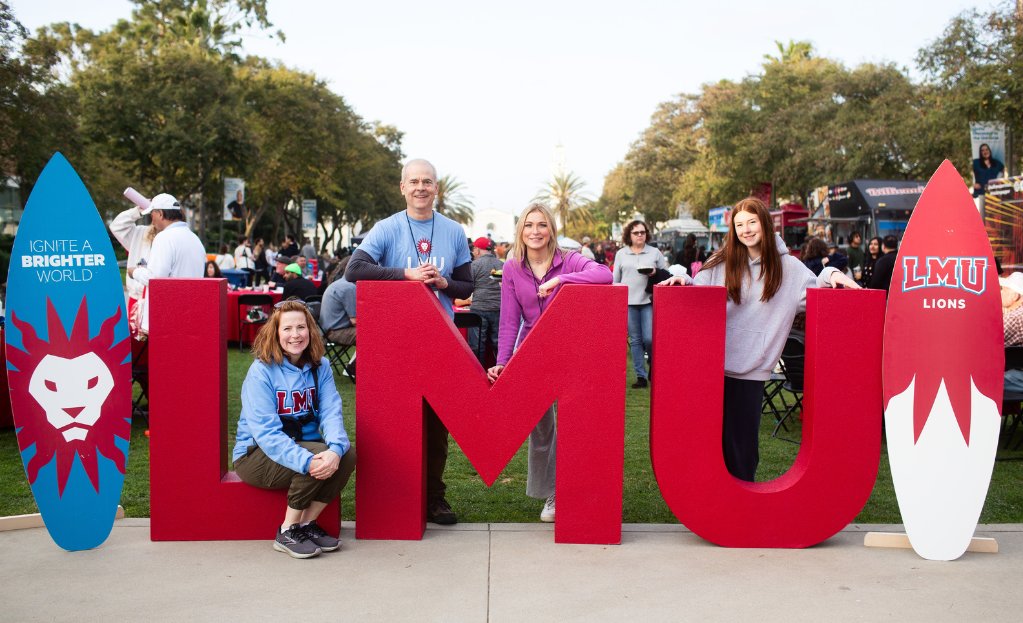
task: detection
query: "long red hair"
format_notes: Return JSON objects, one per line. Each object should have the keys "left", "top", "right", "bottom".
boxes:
{"left": 703, "top": 197, "right": 782, "bottom": 304}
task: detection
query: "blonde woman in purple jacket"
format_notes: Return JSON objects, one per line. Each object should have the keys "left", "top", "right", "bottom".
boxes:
{"left": 486, "top": 202, "right": 612, "bottom": 521}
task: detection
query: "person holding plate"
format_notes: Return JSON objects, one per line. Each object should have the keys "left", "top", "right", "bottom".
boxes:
{"left": 613, "top": 219, "right": 666, "bottom": 389}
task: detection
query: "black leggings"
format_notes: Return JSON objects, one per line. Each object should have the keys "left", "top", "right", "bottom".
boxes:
{"left": 722, "top": 376, "right": 765, "bottom": 482}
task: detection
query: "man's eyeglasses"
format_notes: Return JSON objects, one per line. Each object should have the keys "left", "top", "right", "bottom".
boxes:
{"left": 632, "top": 230, "right": 648, "bottom": 236}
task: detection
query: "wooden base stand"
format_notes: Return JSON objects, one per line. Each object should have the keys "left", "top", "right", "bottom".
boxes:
{"left": 0, "top": 506, "right": 125, "bottom": 532}
{"left": 864, "top": 531, "right": 998, "bottom": 554}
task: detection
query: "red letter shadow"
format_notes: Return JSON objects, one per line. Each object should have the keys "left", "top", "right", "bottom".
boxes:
{"left": 355, "top": 282, "right": 625, "bottom": 544}
{"left": 651, "top": 286, "right": 885, "bottom": 547}
{"left": 148, "top": 278, "right": 339, "bottom": 540}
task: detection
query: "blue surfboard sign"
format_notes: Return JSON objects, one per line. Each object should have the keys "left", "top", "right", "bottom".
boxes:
{"left": 5, "top": 153, "right": 131, "bottom": 551}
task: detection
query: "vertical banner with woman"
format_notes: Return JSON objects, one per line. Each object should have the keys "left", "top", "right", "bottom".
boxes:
{"left": 224, "top": 177, "right": 246, "bottom": 222}
{"left": 970, "top": 122, "right": 1007, "bottom": 214}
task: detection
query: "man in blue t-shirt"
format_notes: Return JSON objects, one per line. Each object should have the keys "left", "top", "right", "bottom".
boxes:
{"left": 345, "top": 158, "right": 473, "bottom": 525}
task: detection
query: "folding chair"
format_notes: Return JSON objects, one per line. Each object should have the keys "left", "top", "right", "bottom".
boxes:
{"left": 771, "top": 335, "right": 805, "bottom": 443}
{"left": 305, "top": 299, "right": 322, "bottom": 325}
{"left": 763, "top": 362, "right": 791, "bottom": 432}
{"left": 319, "top": 313, "right": 356, "bottom": 384}
{"left": 453, "top": 310, "right": 485, "bottom": 363}
{"left": 237, "top": 293, "right": 273, "bottom": 351}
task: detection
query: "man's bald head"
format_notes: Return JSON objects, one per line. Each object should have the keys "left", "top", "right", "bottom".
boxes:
{"left": 401, "top": 159, "right": 437, "bottom": 183}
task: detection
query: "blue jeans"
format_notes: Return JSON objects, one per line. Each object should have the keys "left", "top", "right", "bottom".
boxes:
{"left": 627, "top": 304, "right": 653, "bottom": 380}
{"left": 468, "top": 310, "right": 500, "bottom": 366}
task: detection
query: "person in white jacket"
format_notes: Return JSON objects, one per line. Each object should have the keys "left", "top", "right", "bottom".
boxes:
{"left": 109, "top": 198, "right": 157, "bottom": 339}
{"left": 234, "top": 238, "right": 256, "bottom": 273}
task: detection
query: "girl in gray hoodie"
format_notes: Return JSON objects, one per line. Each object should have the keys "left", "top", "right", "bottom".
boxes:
{"left": 666, "top": 197, "right": 859, "bottom": 480}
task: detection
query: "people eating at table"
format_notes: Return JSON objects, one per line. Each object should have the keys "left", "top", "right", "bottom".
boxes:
{"left": 268, "top": 255, "right": 293, "bottom": 290}
{"left": 281, "top": 262, "right": 319, "bottom": 301}
{"left": 321, "top": 257, "right": 357, "bottom": 349}
{"left": 205, "top": 260, "right": 222, "bottom": 279}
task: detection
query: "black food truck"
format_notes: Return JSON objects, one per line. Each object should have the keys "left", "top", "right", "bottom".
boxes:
{"left": 804, "top": 179, "right": 926, "bottom": 245}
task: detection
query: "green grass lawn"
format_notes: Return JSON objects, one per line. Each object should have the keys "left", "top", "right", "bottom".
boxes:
{"left": 2, "top": 349, "right": 1022, "bottom": 523}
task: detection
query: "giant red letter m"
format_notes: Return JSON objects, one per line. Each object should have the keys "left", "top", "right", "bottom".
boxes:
{"left": 355, "top": 282, "right": 626, "bottom": 544}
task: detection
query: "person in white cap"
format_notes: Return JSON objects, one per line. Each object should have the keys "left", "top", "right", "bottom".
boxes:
{"left": 129, "top": 193, "right": 206, "bottom": 334}
{"left": 109, "top": 195, "right": 158, "bottom": 339}
{"left": 1001, "top": 272, "right": 1023, "bottom": 397}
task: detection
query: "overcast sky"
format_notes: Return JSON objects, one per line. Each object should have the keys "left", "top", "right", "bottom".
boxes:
{"left": 12, "top": 0, "right": 986, "bottom": 217}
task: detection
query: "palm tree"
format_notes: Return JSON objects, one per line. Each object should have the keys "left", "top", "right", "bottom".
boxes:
{"left": 434, "top": 175, "right": 475, "bottom": 225}
{"left": 763, "top": 40, "right": 813, "bottom": 64}
{"left": 535, "top": 172, "right": 595, "bottom": 233}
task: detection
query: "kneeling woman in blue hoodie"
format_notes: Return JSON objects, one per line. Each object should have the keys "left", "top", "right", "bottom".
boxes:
{"left": 666, "top": 197, "right": 859, "bottom": 481}
{"left": 233, "top": 299, "right": 356, "bottom": 558}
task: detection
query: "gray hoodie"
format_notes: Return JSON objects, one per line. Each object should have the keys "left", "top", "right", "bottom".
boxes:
{"left": 693, "top": 235, "right": 836, "bottom": 381}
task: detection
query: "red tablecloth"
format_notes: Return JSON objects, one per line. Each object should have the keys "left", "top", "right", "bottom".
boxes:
{"left": 227, "top": 290, "right": 282, "bottom": 343}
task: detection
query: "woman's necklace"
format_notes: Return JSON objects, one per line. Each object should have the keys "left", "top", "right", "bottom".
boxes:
{"left": 529, "top": 254, "right": 551, "bottom": 279}
{"left": 405, "top": 212, "right": 435, "bottom": 266}
{"left": 528, "top": 252, "right": 554, "bottom": 312}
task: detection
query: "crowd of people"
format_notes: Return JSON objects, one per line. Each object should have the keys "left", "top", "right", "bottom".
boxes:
{"left": 107, "top": 157, "right": 1023, "bottom": 560}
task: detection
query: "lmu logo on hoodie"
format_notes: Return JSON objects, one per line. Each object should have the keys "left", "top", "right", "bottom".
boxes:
{"left": 276, "top": 387, "right": 316, "bottom": 414}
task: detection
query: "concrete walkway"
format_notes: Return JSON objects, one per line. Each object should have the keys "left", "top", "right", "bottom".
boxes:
{"left": 1, "top": 521, "right": 1021, "bottom": 622}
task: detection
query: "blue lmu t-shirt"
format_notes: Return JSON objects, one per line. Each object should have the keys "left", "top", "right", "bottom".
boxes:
{"left": 358, "top": 210, "right": 471, "bottom": 315}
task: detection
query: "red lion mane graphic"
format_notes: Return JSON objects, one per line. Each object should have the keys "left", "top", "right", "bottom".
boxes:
{"left": 7, "top": 298, "right": 130, "bottom": 495}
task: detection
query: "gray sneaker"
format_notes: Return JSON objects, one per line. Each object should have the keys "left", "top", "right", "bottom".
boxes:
{"left": 302, "top": 521, "right": 341, "bottom": 552}
{"left": 274, "top": 524, "right": 321, "bottom": 559}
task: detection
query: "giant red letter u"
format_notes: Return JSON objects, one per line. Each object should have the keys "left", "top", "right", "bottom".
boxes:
{"left": 650, "top": 286, "right": 885, "bottom": 547}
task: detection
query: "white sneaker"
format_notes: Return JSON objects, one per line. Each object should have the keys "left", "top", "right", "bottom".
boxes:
{"left": 540, "top": 494, "right": 555, "bottom": 523}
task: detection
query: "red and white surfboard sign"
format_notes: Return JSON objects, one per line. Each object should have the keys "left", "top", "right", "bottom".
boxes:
{"left": 883, "top": 160, "right": 1004, "bottom": 561}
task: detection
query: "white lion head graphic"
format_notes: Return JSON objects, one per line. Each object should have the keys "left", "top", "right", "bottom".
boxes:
{"left": 28, "top": 353, "right": 114, "bottom": 442}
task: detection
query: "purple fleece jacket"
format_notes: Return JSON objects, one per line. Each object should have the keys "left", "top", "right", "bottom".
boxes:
{"left": 497, "top": 250, "right": 613, "bottom": 365}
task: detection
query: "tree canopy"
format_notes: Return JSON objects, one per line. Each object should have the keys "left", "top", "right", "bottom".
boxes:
{"left": 2, "top": 0, "right": 403, "bottom": 247}
{"left": 602, "top": 6, "right": 1020, "bottom": 224}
